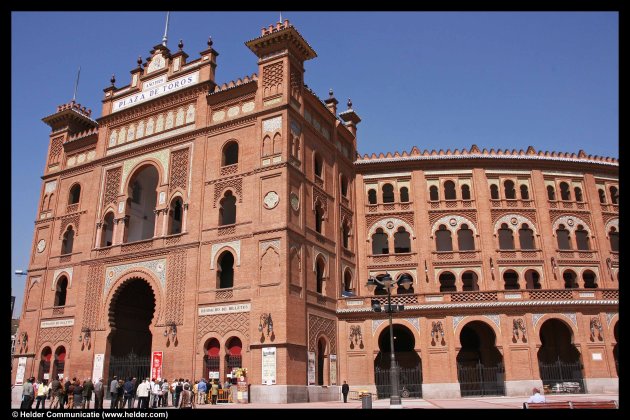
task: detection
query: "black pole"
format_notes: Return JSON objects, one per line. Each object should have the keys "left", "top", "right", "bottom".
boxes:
{"left": 387, "top": 286, "right": 401, "bottom": 407}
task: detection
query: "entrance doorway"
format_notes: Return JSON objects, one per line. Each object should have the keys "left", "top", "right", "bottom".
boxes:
{"left": 456, "top": 321, "right": 505, "bottom": 396}
{"left": 374, "top": 324, "right": 422, "bottom": 398}
{"left": 107, "top": 278, "right": 156, "bottom": 383}
{"left": 537, "top": 319, "right": 586, "bottom": 394}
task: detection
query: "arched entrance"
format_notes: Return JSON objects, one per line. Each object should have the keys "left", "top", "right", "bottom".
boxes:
{"left": 537, "top": 319, "right": 585, "bottom": 393}
{"left": 38, "top": 347, "right": 52, "bottom": 381}
{"left": 456, "top": 321, "right": 505, "bottom": 396}
{"left": 52, "top": 346, "right": 66, "bottom": 380}
{"left": 225, "top": 337, "right": 242, "bottom": 383}
{"left": 106, "top": 278, "right": 156, "bottom": 383}
{"left": 203, "top": 338, "right": 220, "bottom": 381}
{"left": 374, "top": 324, "right": 422, "bottom": 398}
{"left": 317, "top": 337, "right": 327, "bottom": 385}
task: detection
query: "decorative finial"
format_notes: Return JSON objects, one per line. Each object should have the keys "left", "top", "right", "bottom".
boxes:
{"left": 137, "top": 56, "right": 143, "bottom": 67}
{"left": 347, "top": 98, "right": 352, "bottom": 109}
{"left": 110, "top": 74, "right": 116, "bottom": 86}
{"left": 178, "top": 39, "right": 183, "bottom": 50}
{"left": 161, "top": 11, "right": 170, "bottom": 47}
{"left": 207, "top": 36, "right": 213, "bottom": 47}
{"left": 72, "top": 66, "right": 81, "bottom": 102}
{"left": 279, "top": 12, "right": 283, "bottom": 23}
{"left": 329, "top": 88, "right": 334, "bottom": 98}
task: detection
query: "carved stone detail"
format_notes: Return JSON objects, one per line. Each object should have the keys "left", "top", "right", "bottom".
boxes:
{"left": 83, "top": 264, "right": 104, "bottom": 330}
{"left": 37, "top": 326, "right": 72, "bottom": 349}
{"left": 197, "top": 312, "right": 250, "bottom": 345}
{"left": 367, "top": 217, "right": 415, "bottom": 237}
{"left": 169, "top": 148, "right": 189, "bottom": 193}
{"left": 262, "top": 62, "right": 283, "bottom": 97}
{"left": 59, "top": 214, "right": 80, "bottom": 238}
{"left": 432, "top": 214, "right": 478, "bottom": 235}
{"left": 493, "top": 213, "right": 538, "bottom": 234}
{"left": 214, "top": 178, "right": 243, "bottom": 207}
{"left": 165, "top": 250, "right": 186, "bottom": 324}
{"left": 103, "top": 167, "right": 122, "bottom": 210}
{"left": 308, "top": 314, "right": 337, "bottom": 354}
{"left": 210, "top": 240, "right": 241, "bottom": 269}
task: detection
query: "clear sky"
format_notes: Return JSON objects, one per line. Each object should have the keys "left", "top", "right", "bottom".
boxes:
{"left": 11, "top": 12, "right": 618, "bottom": 315}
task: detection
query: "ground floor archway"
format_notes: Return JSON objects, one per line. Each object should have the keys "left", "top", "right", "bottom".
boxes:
{"left": 456, "top": 321, "right": 505, "bottom": 396}
{"left": 106, "top": 278, "right": 156, "bottom": 383}
{"left": 374, "top": 324, "right": 422, "bottom": 398}
{"left": 537, "top": 318, "right": 585, "bottom": 394}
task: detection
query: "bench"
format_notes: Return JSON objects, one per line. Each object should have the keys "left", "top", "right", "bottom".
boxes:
{"left": 523, "top": 400, "right": 617, "bottom": 409}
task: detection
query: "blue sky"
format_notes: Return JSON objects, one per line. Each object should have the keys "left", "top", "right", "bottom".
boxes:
{"left": 11, "top": 12, "right": 618, "bottom": 315}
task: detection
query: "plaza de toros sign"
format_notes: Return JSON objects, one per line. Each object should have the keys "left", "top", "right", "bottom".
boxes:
{"left": 198, "top": 303, "right": 251, "bottom": 316}
{"left": 112, "top": 71, "right": 200, "bottom": 113}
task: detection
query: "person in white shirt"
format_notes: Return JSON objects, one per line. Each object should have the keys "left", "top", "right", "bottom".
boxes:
{"left": 136, "top": 378, "right": 151, "bottom": 409}
{"left": 527, "top": 387, "right": 546, "bottom": 403}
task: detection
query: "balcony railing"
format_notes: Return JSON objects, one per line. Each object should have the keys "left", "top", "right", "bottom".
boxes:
{"left": 490, "top": 199, "right": 533, "bottom": 209}
{"left": 556, "top": 249, "right": 597, "bottom": 260}
{"left": 366, "top": 201, "right": 414, "bottom": 213}
{"left": 496, "top": 249, "right": 542, "bottom": 259}
{"left": 432, "top": 250, "right": 480, "bottom": 261}
{"left": 120, "top": 238, "right": 154, "bottom": 253}
{"left": 548, "top": 200, "right": 588, "bottom": 210}
{"left": 220, "top": 163, "right": 238, "bottom": 176}
{"left": 66, "top": 203, "right": 79, "bottom": 214}
{"left": 338, "top": 288, "right": 619, "bottom": 310}
{"left": 368, "top": 252, "right": 417, "bottom": 265}
{"left": 429, "top": 199, "right": 475, "bottom": 210}
{"left": 600, "top": 203, "right": 618, "bottom": 213}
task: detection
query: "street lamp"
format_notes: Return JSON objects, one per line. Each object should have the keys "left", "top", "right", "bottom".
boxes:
{"left": 366, "top": 273, "right": 413, "bottom": 408}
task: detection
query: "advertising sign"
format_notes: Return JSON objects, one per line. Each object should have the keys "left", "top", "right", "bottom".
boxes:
{"left": 308, "top": 351, "right": 316, "bottom": 385}
{"left": 92, "top": 354, "right": 105, "bottom": 382}
{"left": 15, "top": 357, "right": 27, "bottom": 385}
{"left": 262, "top": 347, "right": 276, "bottom": 385}
{"left": 329, "top": 354, "right": 337, "bottom": 385}
{"left": 151, "top": 351, "right": 163, "bottom": 380}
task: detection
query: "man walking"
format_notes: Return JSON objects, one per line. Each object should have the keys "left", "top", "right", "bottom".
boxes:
{"left": 109, "top": 376, "right": 118, "bottom": 408}
{"left": 82, "top": 377, "right": 94, "bottom": 409}
{"left": 342, "top": 380, "right": 350, "bottom": 403}
{"left": 20, "top": 377, "right": 34, "bottom": 409}
{"left": 94, "top": 378, "right": 105, "bottom": 409}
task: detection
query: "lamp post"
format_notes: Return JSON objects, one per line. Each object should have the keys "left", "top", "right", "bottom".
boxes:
{"left": 366, "top": 273, "right": 412, "bottom": 408}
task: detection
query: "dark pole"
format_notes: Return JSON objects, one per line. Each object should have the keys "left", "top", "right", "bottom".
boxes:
{"left": 387, "top": 285, "right": 401, "bottom": 406}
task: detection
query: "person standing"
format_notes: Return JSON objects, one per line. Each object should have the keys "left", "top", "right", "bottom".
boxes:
{"left": 123, "top": 377, "right": 134, "bottom": 409}
{"left": 109, "top": 376, "right": 118, "bottom": 408}
{"left": 161, "top": 379, "right": 169, "bottom": 407}
{"left": 177, "top": 384, "right": 195, "bottom": 409}
{"left": 72, "top": 380, "right": 84, "bottom": 409}
{"left": 49, "top": 377, "right": 61, "bottom": 409}
{"left": 527, "top": 387, "right": 546, "bottom": 403}
{"left": 210, "top": 380, "right": 219, "bottom": 405}
{"left": 35, "top": 379, "right": 49, "bottom": 409}
{"left": 20, "top": 377, "right": 34, "bottom": 409}
{"left": 94, "top": 378, "right": 105, "bottom": 409}
{"left": 342, "top": 380, "right": 350, "bottom": 403}
{"left": 82, "top": 377, "right": 94, "bottom": 409}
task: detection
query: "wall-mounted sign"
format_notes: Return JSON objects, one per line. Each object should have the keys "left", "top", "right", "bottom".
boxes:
{"left": 198, "top": 303, "right": 251, "bottom": 316}
{"left": 15, "top": 357, "right": 27, "bottom": 385}
{"left": 41, "top": 318, "right": 75, "bottom": 328}
{"left": 92, "top": 354, "right": 105, "bottom": 382}
{"left": 262, "top": 347, "right": 276, "bottom": 385}
{"left": 329, "top": 354, "right": 337, "bottom": 385}
{"left": 308, "top": 351, "right": 316, "bottom": 385}
{"left": 151, "top": 351, "right": 163, "bottom": 380}
{"left": 112, "top": 71, "right": 200, "bottom": 113}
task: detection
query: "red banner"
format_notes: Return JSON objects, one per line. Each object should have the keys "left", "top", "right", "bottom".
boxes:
{"left": 151, "top": 351, "right": 163, "bottom": 380}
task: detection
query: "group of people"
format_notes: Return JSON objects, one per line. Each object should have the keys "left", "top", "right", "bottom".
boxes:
{"left": 20, "top": 376, "right": 106, "bottom": 409}
{"left": 108, "top": 376, "right": 232, "bottom": 409}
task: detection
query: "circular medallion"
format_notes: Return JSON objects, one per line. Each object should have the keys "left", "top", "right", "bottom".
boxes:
{"left": 449, "top": 218, "right": 458, "bottom": 227}
{"left": 386, "top": 221, "right": 395, "bottom": 229}
{"left": 263, "top": 191, "right": 280, "bottom": 209}
{"left": 290, "top": 193, "right": 300, "bottom": 211}
{"left": 510, "top": 217, "right": 518, "bottom": 226}
{"left": 567, "top": 218, "right": 574, "bottom": 227}
{"left": 36, "top": 239, "right": 46, "bottom": 253}
{"left": 108, "top": 270, "right": 115, "bottom": 279}
{"left": 156, "top": 263, "right": 165, "bottom": 273}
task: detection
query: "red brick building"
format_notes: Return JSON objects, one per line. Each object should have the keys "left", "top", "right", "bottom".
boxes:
{"left": 13, "top": 20, "right": 618, "bottom": 402}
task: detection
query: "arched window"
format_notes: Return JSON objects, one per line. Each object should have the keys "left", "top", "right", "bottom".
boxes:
{"left": 394, "top": 227, "right": 411, "bottom": 253}
{"left": 559, "top": 182, "right": 571, "bottom": 201}
{"left": 524, "top": 270, "right": 541, "bottom": 290}
{"left": 520, "top": 185, "right": 529, "bottom": 200}
{"left": 490, "top": 184, "right": 499, "bottom": 200}
{"left": 435, "top": 225, "right": 453, "bottom": 252}
{"left": 273, "top": 133, "right": 282, "bottom": 155}
{"left": 457, "top": 224, "right": 475, "bottom": 251}
{"left": 556, "top": 224, "right": 571, "bottom": 249}
{"left": 609, "top": 227, "right": 619, "bottom": 252}
{"left": 610, "top": 186, "right": 618, "bottom": 204}
{"left": 503, "top": 271, "right": 519, "bottom": 290}
{"left": 101, "top": 212, "right": 114, "bottom": 247}
{"left": 504, "top": 180, "right": 516, "bottom": 199}
{"left": 204, "top": 338, "right": 221, "bottom": 380}
{"left": 563, "top": 270, "right": 578, "bottom": 289}
{"left": 372, "top": 228, "right": 389, "bottom": 255}
{"left": 314, "top": 153, "right": 323, "bottom": 178}
{"left": 367, "top": 189, "right": 377, "bottom": 205}
{"left": 444, "top": 181, "right": 456, "bottom": 200}
{"left": 315, "top": 203, "right": 324, "bottom": 234}
{"left": 547, "top": 185, "right": 556, "bottom": 201}
{"left": 219, "top": 191, "right": 236, "bottom": 225}
{"left": 342, "top": 221, "right": 351, "bottom": 249}
{"left": 54, "top": 276, "right": 68, "bottom": 306}
{"left": 168, "top": 197, "right": 183, "bottom": 235}
{"left": 518, "top": 223, "right": 535, "bottom": 249}
{"left": 222, "top": 141, "right": 239, "bottom": 166}
{"left": 575, "top": 225, "right": 590, "bottom": 250}
{"left": 462, "top": 271, "right": 479, "bottom": 291}
{"left": 61, "top": 226, "right": 74, "bottom": 254}
{"left": 429, "top": 186, "right": 439, "bottom": 201}
{"left": 461, "top": 184, "right": 471, "bottom": 200}
{"left": 217, "top": 251, "right": 234, "bottom": 289}
{"left": 52, "top": 346, "right": 66, "bottom": 380}
{"left": 341, "top": 175, "right": 349, "bottom": 197}
{"left": 439, "top": 272, "right": 456, "bottom": 292}
{"left": 498, "top": 223, "right": 515, "bottom": 250}
{"left": 583, "top": 270, "right": 597, "bottom": 289}
{"left": 382, "top": 184, "right": 394, "bottom": 203}
{"left": 225, "top": 337, "right": 243, "bottom": 380}
{"left": 574, "top": 187, "right": 583, "bottom": 202}
{"left": 262, "top": 135, "right": 272, "bottom": 157}
{"left": 343, "top": 270, "right": 352, "bottom": 293}
{"left": 131, "top": 180, "right": 142, "bottom": 203}
{"left": 126, "top": 165, "right": 159, "bottom": 242}
{"left": 316, "top": 257, "right": 325, "bottom": 294}
{"left": 598, "top": 188, "right": 606, "bottom": 204}
{"left": 400, "top": 187, "right": 409, "bottom": 203}
{"left": 68, "top": 184, "right": 81, "bottom": 204}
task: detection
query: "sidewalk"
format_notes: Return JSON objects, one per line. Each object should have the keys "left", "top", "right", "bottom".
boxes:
{"left": 11, "top": 393, "right": 618, "bottom": 409}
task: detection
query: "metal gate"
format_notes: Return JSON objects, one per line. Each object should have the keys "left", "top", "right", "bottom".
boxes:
{"left": 375, "top": 366, "right": 423, "bottom": 399}
{"left": 538, "top": 359, "right": 586, "bottom": 394}
{"left": 107, "top": 353, "right": 150, "bottom": 385}
{"left": 457, "top": 362, "right": 505, "bottom": 396}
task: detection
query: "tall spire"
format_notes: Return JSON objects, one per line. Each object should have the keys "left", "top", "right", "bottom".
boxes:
{"left": 72, "top": 66, "right": 81, "bottom": 102}
{"left": 162, "top": 11, "right": 170, "bottom": 46}
{"left": 279, "top": 12, "right": 283, "bottom": 23}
